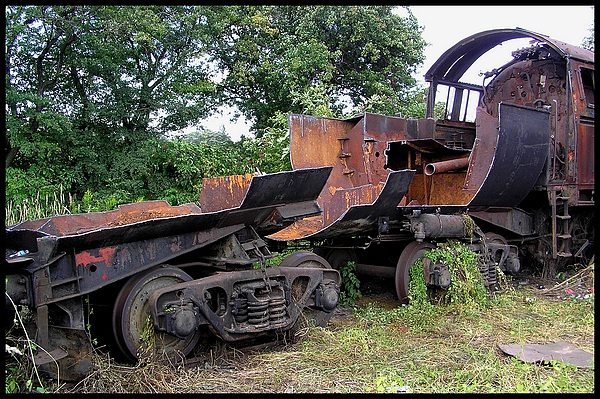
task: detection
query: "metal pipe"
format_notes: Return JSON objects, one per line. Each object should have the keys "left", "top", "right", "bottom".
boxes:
{"left": 410, "top": 213, "right": 467, "bottom": 239}
{"left": 355, "top": 263, "right": 396, "bottom": 279}
{"left": 424, "top": 157, "right": 470, "bottom": 176}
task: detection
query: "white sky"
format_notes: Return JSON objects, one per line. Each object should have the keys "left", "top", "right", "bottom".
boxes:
{"left": 200, "top": 5, "right": 594, "bottom": 141}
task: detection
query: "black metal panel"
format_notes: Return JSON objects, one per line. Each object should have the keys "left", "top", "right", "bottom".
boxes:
{"left": 308, "top": 170, "right": 415, "bottom": 240}
{"left": 469, "top": 208, "right": 535, "bottom": 236}
{"left": 470, "top": 103, "right": 550, "bottom": 207}
{"left": 239, "top": 167, "right": 332, "bottom": 209}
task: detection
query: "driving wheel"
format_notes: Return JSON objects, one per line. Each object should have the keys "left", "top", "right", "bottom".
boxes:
{"left": 112, "top": 265, "right": 200, "bottom": 361}
{"left": 395, "top": 241, "right": 435, "bottom": 303}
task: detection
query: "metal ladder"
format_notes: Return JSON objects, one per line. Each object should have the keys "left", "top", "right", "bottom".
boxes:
{"left": 551, "top": 190, "right": 572, "bottom": 258}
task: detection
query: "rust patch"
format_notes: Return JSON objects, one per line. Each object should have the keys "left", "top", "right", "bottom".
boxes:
{"left": 463, "top": 107, "right": 498, "bottom": 191}
{"left": 268, "top": 216, "right": 325, "bottom": 241}
{"left": 106, "top": 208, "right": 193, "bottom": 227}
{"left": 24, "top": 201, "right": 200, "bottom": 236}
{"left": 269, "top": 183, "right": 386, "bottom": 240}
{"left": 75, "top": 246, "right": 117, "bottom": 268}
{"left": 429, "top": 173, "right": 474, "bottom": 205}
{"left": 200, "top": 174, "right": 255, "bottom": 213}
{"left": 289, "top": 114, "right": 352, "bottom": 169}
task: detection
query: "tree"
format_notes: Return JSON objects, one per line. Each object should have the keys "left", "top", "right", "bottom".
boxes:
{"left": 183, "top": 127, "right": 233, "bottom": 146}
{"left": 582, "top": 22, "right": 594, "bottom": 52}
{"left": 5, "top": 5, "right": 428, "bottom": 208}
{"left": 207, "top": 6, "right": 426, "bottom": 135}
{"left": 5, "top": 6, "right": 217, "bottom": 198}
{"left": 6, "top": 6, "right": 87, "bottom": 195}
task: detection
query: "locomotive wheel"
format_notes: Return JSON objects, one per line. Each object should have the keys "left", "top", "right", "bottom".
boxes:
{"left": 112, "top": 265, "right": 200, "bottom": 361}
{"left": 395, "top": 241, "right": 435, "bottom": 303}
{"left": 279, "top": 252, "right": 336, "bottom": 330}
{"left": 484, "top": 232, "right": 507, "bottom": 246}
{"left": 484, "top": 232, "right": 508, "bottom": 264}
{"left": 324, "top": 248, "right": 357, "bottom": 270}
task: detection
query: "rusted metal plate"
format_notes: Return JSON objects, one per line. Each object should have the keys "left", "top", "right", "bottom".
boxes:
{"left": 270, "top": 170, "right": 415, "bottom": 241}
{"left": 269, "top": 183, "right": 385, "bottom": 241}
{"left": 8, "top": 201, "right": 202, "bottom": 237}
{"left": 70, "top": 225, "right": 243, "bottom": 296}
{"left": 428, "top": 173, "right": 474, "bottom": 205}
{"left": 199, "top": 167, "right": 330, "bottom": 214}
{"left": 469, "top": 103, "right": 550, "bottom": 207}
{"left": 498, "top": 341, "right": 594, "bottom": 369}
{"left": 289, "top": 113, "right": 418, "bottom": 187}
{"left": 289, "top": 114, "right": 358, "bottom": 170}
{"left": 6, "top": 167, "right": 333, "bottom": 252}
{"left": 403, "top": 173, "right": 473, "bottom": 207}
{"left": 200, "top": 174, "right": 256, "bottom": 213}
{"left": 576, "top": 120, "right": 594, "bottom": 187}
{"left": 463, "top": 107, "right": 499, "bottom": 191}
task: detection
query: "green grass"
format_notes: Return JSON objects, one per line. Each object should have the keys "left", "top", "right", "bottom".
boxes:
{"left": 8, "top": 281, "right": 588, "bottom": 394}
{"left": 283, "top": 287, "right": 594, "bottom": 393}
{"left": 5, "top": 186, "right": 75, "bottom": 226}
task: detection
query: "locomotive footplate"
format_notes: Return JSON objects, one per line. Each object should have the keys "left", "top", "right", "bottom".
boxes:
{"left": 148, "top": 266, "right": 341, "bottom": 342}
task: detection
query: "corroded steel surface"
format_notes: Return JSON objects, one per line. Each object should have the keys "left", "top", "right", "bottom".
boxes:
{"left": 200, "top": 174, "right": 256, "bottom": 213}
{"left": 267, "top": 183, "right": 386, "bottom": 241}
{"left": 9, "top": 201, "right": 201, "bottom": 237}
{"left": 269, "top": 170, "right": 414, "bottom": 241}
{"left": 463, "top": 108, "right": 498, "bottom": 191}
{"left": 276, "top": 111, "right": 479, "bottom": 240}
{"left": 576, "top": 120, "right": 594, "bottom": 188}
{"left": 6, "top": 167, "right": 333, "bottom": 252}
{"left": 272, "top": 113, "right": 426, "bottom": 241}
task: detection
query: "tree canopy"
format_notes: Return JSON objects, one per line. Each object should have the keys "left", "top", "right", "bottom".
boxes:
{"left": 207, "top": 6, "right": 426, "bottom": 133}
{"left": 582, "top": 23, "right": 594, "bottom": 52}
{"left": 5, "top": 5, "right": 427, "bottom": 210}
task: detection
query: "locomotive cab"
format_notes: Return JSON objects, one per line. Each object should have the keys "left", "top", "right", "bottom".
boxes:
{"left": 419, "top": 27, "right": 595, "bottom": 209}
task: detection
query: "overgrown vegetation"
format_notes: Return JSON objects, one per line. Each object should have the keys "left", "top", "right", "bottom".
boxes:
{"left": 338, "top": 261, "right": 361, "bottom": 306}
{"left": 430, "top": 240, "right": 490, "bottom": 306}
{"left": 407, "top": 240, "right": 493, "bottom": 308}
{"left": 5, "top": 298, "right": 52, "bottom": 394}
{"left": 5, "top": 5, "right": 594, "bottom": 394}
{"left": 6, "top": 272, "right": 593, "bottom": 393}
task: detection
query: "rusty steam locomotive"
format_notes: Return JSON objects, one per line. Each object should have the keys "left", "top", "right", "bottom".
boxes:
{"left": 4, "top": 28, "right": 594, "bottom": 380}
{"left": 266, "top": 27, "right": 594, "bottom": 299}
